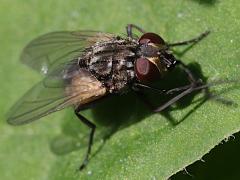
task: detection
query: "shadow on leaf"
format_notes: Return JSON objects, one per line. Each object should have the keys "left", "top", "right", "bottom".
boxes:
{"left": 50, "top": 63, "right": 208, "bottom": 154}
{"left": 49, "top": 45, "right": 238, "bottom": 169}
{"left": 191, "top": 0, "right": 218, "bottom": 6}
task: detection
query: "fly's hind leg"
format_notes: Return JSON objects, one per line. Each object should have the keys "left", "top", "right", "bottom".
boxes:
{"left": 75, "top": 107, "right": 96, "bottom": 170}
{"left": 126, "top": 24, "right": 146, "bottom": 38}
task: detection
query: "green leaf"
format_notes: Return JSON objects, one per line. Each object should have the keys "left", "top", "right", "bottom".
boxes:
{"left": 1, "top": 0, "right": 240, "bottom": 179}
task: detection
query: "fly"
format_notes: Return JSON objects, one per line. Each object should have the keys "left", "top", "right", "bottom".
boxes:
{"left": 7, "top": 24, "right": 212, "bottom": 170}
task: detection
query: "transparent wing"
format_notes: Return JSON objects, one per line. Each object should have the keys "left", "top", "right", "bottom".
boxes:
{"left": 7, "top": 64, "right": 106, "bottom": 125}
{"left": 20, "top": 31, "right": 114, "bottom": 74}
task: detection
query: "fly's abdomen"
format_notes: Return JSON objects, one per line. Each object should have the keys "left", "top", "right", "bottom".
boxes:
{"left": 64, "top": 69, "right": 107, "bottom": 107}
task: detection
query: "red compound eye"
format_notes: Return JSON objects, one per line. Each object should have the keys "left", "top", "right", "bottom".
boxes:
{"left": 134, "top": 57, "right": 160, "bottom": 82}
{"left": 139, "top": 32, "right": 165, "bottom": 45}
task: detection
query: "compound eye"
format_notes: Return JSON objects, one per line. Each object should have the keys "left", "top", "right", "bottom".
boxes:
{"left": 134, "top": 57, "right": 160, "bottom": 82}
{"left": 139, "top": 32, "right": 165, "bottom": 45}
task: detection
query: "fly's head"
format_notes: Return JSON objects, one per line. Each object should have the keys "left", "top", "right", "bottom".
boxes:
{"left": 134, "top": 33, "right": 178, "bottom": 83}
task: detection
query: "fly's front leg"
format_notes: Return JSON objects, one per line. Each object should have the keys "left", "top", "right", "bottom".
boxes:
{"left": 132, "top": 61, "right": 204, "bottom": 112}
{"left": 126, "top": 24, "right": 146, "bottom": 38}
{"left": 132, "top": 83, "right": 167, "bottom": 112}
{"left": 134, "top": 85, "right": 196, "bottom": 113}
{"left": 133, "top": 82, "right": 194, "bottom": 112}
{"left": 153, "top": 61, "right": 205, "bottom": 112}
{"left": 134, "top": 60, "right": 202, "bottom": 92}
{"left": 153, "top": 87, "right": 196, "bottom": 112}
{"left": 167, "top": 30, "right": 210, "bottom": 47}
{"left": 134, "top": 89, "right": 158, "bottom": 112}
{"left": 177, "top": 60, "right": 201, "bottom": 86}
{"left": 75, "top": 107, "right": 96, "bottom": 170}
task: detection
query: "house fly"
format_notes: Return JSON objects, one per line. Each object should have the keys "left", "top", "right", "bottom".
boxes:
{"left": 7, "top": 24, "right": 211, "bottom": 170}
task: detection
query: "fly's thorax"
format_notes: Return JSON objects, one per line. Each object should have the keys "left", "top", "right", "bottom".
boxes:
{"left": 85, "top": 38, "right": 137, "bottom": 93}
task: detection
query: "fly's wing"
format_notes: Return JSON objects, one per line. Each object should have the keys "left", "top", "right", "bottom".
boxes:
{"left": 7, "top": 64, "right": 107, "bottom": 125}
{"left": 20, "top": 31, "right": 115, "bottom": 74}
